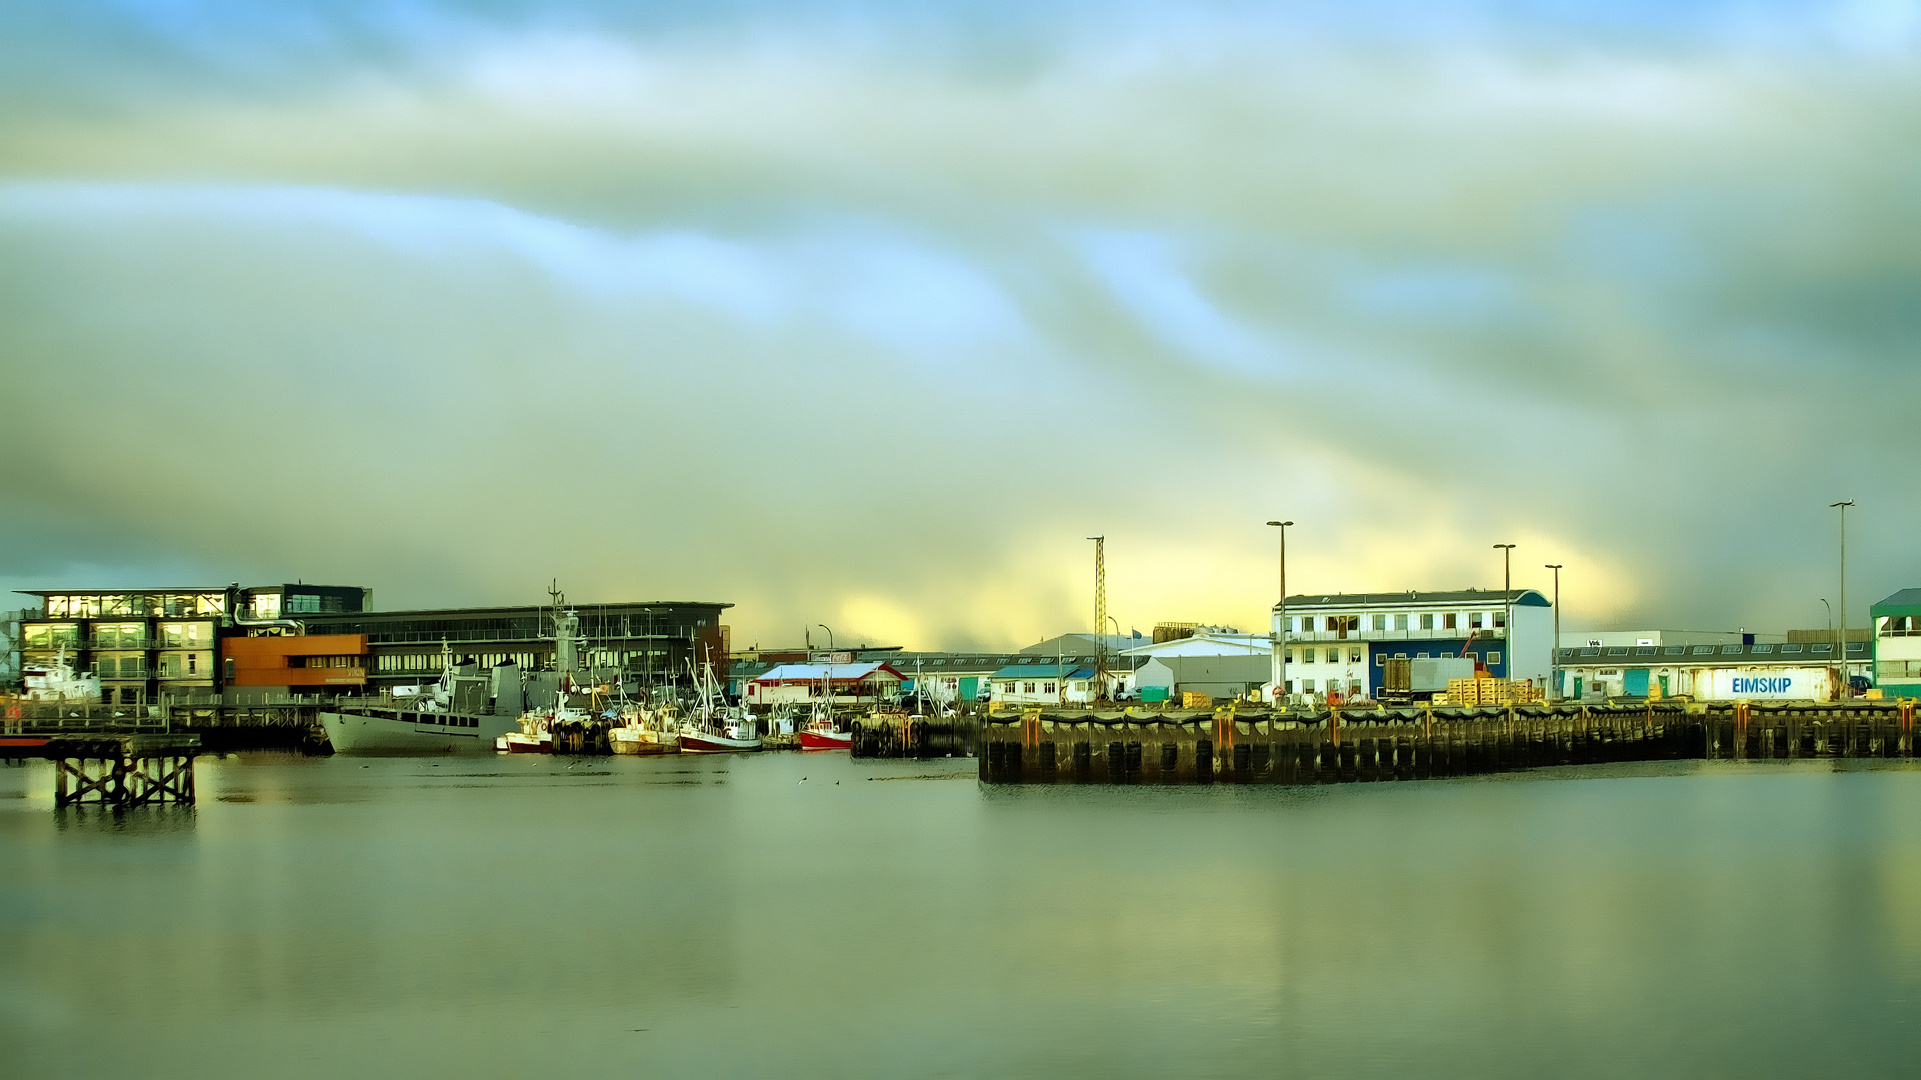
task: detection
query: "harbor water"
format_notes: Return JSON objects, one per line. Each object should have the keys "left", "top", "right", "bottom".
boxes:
{"left": 4, "top": 752, "right": 1921, "bottom": 1077}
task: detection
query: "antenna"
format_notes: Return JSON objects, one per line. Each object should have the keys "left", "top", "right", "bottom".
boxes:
{"left": 1088, "top": 535, "right": 1107, "bottom": 704}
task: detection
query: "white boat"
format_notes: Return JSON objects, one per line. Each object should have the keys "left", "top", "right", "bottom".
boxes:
{"left": 609, "top": 695, "right": 680, "bottom": 755}
{"left": 22, "top": 648, "right": 101, "bottom": 703}
{"left": 676, "top": 660, "right": 761, "bottom": 754}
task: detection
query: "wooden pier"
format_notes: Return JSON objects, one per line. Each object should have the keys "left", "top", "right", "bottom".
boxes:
{"left": 980, "top": 700, "right": 1920, "bottom": 785}
{"left": 0, "top": 728, "right": 202, "bottom": 807}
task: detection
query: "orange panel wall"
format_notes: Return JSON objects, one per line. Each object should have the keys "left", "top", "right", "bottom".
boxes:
{"left": 223, "top": 634, "right": 369, "bottom": 687}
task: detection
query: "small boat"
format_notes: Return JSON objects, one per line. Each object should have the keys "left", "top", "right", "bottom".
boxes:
{"left": 610, "top": 697, "right": 680, "bottom": 755}
{"left": 676, "top": 660, "right": 761, "bottom": 754}
{"left": 798, "top": 702, "right": 850, "bottom": 751}
{"left": 21, "top": 648, "right": 101, "bottom": 703}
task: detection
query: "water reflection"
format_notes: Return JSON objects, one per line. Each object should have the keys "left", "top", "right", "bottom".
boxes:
{"left": 2, "top": 753, "right": 1920, "bottom": 1077}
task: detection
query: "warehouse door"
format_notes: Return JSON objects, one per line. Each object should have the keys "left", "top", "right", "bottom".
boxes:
{"left": 1624, "top": 669, "right": 1649, "bottom": 695}
{"left": 959, "top": 677, "right": 978, "bottom": 702}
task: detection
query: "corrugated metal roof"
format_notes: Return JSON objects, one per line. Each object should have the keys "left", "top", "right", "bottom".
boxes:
{"left": 1277, "top": 589, "right": 1549, "bottom": 610}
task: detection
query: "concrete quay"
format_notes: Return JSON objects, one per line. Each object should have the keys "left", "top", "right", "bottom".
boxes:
{"left": 979, "top": 700, "right": 1920, "bottom": 785}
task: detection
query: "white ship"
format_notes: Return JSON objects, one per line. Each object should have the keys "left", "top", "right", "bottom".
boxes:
{"left": 322, "top": 648, "right": 523, "bottom": 754}
{"left": 22, "top": 649, "right": 102, "bottom": 703}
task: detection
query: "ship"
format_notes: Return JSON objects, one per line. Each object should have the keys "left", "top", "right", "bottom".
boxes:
{"left": 321, "top": 646, "right": 524, "bottom": 754}
{"left": 21, "top": 648, "right": 102, "bottom": 703}
{"left": 676, "top": 659, "right": 762, "bottom": 754}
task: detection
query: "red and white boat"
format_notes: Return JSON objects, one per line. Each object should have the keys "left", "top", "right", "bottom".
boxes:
{"left": 798, "top": 703, "right": 851, "bottom": 751}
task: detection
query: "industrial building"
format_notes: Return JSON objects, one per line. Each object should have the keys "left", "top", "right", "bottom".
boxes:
{"left": 14, "top": 584, "right": 371, "bottom": 704}
{"left": 12, "top": 585, "right": 731, "bottom": 703}
{"left": 303, "top": 600, "right": 731, "bottom": 693}
{"left": 1274, "top": 589, "right": 1554, "bottom": 699}
{"left": 1872, "top": 589, "right": 1921, "bottom": 699}
{"left": 1553, "top": 640, "right": 1869, "bottom": 702}
{"left": 1132, "top": 655, "right": 1272, "bottom": 702}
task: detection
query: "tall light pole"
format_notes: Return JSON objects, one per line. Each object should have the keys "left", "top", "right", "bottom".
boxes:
{"left": 1831, "top": 500, "right": 1854, "bottom": 698}
{"left": 1493, "top": 543, "right": 1515, "bottom": 678}
{"left": 1267, "top": 521, "right": 1293, "bottom": 705}
{"left": 1544, "top": 564, "right": 1563, "bottom": 700}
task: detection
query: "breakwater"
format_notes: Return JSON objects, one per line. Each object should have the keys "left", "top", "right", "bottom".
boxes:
{"left": 980, "top": 700, "right": 1920, "bottom": 784}
{"left": 849, "top": 711, "right": 978, "bottom": 758}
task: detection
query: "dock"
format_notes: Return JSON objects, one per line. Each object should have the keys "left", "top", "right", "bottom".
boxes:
{"left": 1, "top": 716, "right": 201, "bottom": 807}
{"left": 980, "top": 700, "right": 1919, "bottom": 784}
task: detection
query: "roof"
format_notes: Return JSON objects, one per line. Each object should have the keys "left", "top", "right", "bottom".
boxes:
{"left": 1276, "top": 589, "right": 1549, "bottom": 611}
{"left": 1557, "top": 642, "right": 1867, "bottom": 665}
{"left": 1872, "top": 589, "right": 1921, "bottom": 615}
{"left": 1019, "top": 632, "right": 1147, "bottom": 655}
{"left": 1155, "top": 655, "right": 1273, "bottom": 682}
{"left": 990, "top": 664, "right": 1094, "bottom": 680}
{"left": 748, "top": 662, "right": 902, "bottom": 683}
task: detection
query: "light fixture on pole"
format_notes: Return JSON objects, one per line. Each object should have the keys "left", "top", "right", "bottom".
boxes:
{"left": 1493, "top": 544, "right": 1515, "bottom": 677}
{"left": 1544, "top": 564, "right": 1563, "bottom": 700}
{"left": 1267, "top": 521, "right": 1293, "bottom": 705}
{"left": 1831, "top": 500, "right": 1854, "bottom": 697}
{"left": 817, "top": 623, "right": 834, "bottom": 710}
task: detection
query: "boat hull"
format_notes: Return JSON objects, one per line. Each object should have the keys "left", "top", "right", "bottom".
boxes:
{"left": 798, "top": 729, "right": 852, "bottom": 751}
{"left": 611, "top": 733, "right": 679, "bottom": 755}
{"left": 322, "top": 707, "right": 519, "bottom": 754}
{"left": 678, "top": 731, "right": 763, "bottom": 754}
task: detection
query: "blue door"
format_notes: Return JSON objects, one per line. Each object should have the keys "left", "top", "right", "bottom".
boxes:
{"left": 1624, "top": 669, "right": 1649, "bottom": 695}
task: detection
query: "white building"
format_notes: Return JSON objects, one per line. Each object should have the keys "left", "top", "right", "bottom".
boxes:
{"left": 1871, "top": 589, "right": 1921, "bottom": 698}
{"left": 988, "top": 662, "right": 1096, "bottom": 706}
{"left": 1118, "top": 629, "right": 1269, "bottom": 661}
{"left": 1554, "top": 642, "right": 1868, "bottom": 702}
{"left": 743, "top": 661, "right": 904, "bottom": 707}
{"left": 1273, "top": 589, "right": 1554, "bottom": 701}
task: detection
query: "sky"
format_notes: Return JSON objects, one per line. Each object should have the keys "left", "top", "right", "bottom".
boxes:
{"left": 2, "top": 0, "right": 1918, "bottom": 650}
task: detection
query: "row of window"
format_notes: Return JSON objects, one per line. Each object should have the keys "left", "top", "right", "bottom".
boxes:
{"left": 1285, "top": 612, "right": 1507, "bottom": 633}
{"left": 22, "top": 621, "right": 213, "bottom": 649}
{"left": 1281, "top": 679, "right": 1365, "bottom": 695}
{"left": 1284, "top": 649, "right": 1503, "bottom": 666}
{"left": 1881, "top": 617, "right": 1921, "bottom": 637}
{"left": 41, "top": 593, "right": 228, "bottom": 618}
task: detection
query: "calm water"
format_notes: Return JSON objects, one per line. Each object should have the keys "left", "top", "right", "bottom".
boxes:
{"left": 4, "top": 751, "right": 1921, "bottom": 1077}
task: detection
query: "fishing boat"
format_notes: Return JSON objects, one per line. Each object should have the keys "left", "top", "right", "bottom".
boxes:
{"left": 677, "top": 660, "right": 761, "bottom": 754}
{"left": 610, "top": 694, "right": 680, "bottom": 755}
{"left": 797, "top": 701, "right": 851, "bottom": 751}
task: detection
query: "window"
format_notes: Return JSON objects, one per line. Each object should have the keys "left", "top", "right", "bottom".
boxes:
{"left": 1303, "top": 680, "right": 1316, "bottom": 692}
{"left": 1303, "top": 648, "right": 1316, "bottom": 663}
{"left": 1296, "top": 616, "right": 1313, "bottom": 632}
{"left": 1043, "top": 682, "right": 1056, "bottom": 694}
{"left": 1395, "top": 614, "right": 1409, "bottom": 631}
{"left": 1375, "top": 654, "right": 1386, "bottom": 667}
{"left": 1487, "top": 651, "right": 1501, "bottom": 665}
{"left": 1469, "top": 613, "right": 1484, "bottom": 630}
{"left": 1023, "top": 681, "right": 1036, "bottom": 693}
{"left": 1372, "top": 614, "right": 1387, "bottom": 631}
{"left": 1417, "top": 652, "right": 1429, "bottom": 659}
{"left": 1421, "top": 613, "right": 1435, "bottom": 630}
{"left": 1443, "top": 613, "right": 1457, "bottom": 630}
{"left": 1284, "top": 651, "right": 1294, "bottom": 663}
{"left": 1494, "top": 611, "right": 1506, "bottom": 628}
{"left": 1349, "top": 649, "right": 1362, "bottom": 663}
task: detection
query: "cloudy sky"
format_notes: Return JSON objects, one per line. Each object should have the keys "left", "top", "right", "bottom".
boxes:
{"left": 2, "top": 0, "right": 1917, "bottom": 649}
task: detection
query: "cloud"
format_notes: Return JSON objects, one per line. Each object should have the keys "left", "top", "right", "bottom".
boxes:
{"left": 3, "top": 2, "right": 1920, "bottom": 644}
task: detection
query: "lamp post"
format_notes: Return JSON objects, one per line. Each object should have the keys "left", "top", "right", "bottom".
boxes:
{"left": 817, "top": 623, "right": 834, "bottom": 710}
{"left": 1544, "top": 564, "right": 1563, "bottom": 700}
{"left": 1831, "top": 500, "right": 1854, "bottom": 698}
{"left": 1267, "top": 520, "right": 1293, "bottom": 705}
{"left": 1493, "top": 544, "right": 1515, "bottom": 677}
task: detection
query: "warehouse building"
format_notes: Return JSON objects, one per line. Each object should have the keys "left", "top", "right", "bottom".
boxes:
{"left": 1132, "top": 655, "right": 1272, "bottom": 702}
{"left": 1553, "top": 640, "right": 1869, "bottom": 702}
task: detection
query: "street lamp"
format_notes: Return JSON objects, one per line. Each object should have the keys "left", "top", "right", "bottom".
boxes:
{"left": 1544, "top": 564, "right": 1563, "bottom": 700}
{"left": 1267, "top": 521, "right": 1293, "bottom": 705}
{"left": 1493, "top": 544, "right": 1515, "bottom": 677}
{"left": 817, "top": 623, "right": 834, "bottom": 710}
{"left": 1831, "top": 500, "right": 1854, "bottom": 698}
